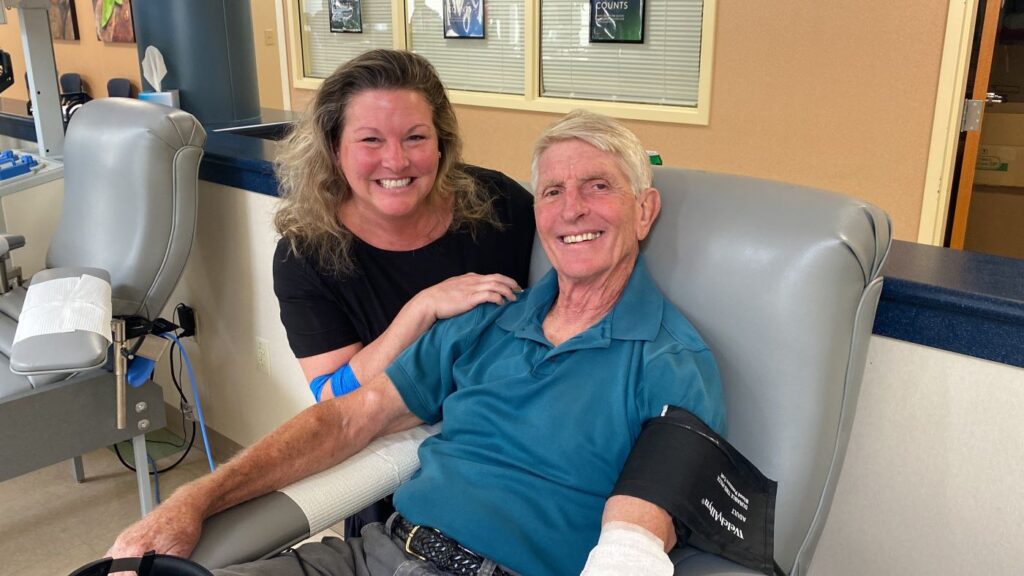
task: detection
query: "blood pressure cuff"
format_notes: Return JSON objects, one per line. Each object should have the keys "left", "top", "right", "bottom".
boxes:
{"left": 611, "top": 406, "right": 782, "bottom": 575}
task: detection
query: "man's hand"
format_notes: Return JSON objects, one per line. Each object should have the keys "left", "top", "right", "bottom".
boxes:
{"left": 106, "top": 495, "right": 205, "bottom": 560}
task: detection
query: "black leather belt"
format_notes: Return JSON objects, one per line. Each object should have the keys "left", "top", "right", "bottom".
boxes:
{"left": 392, "top": 514, "right": 513, "bottom": 576}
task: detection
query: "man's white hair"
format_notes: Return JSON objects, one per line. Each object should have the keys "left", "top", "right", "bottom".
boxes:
{"left": 531, "top": 109, "right": 653, "bottom": 197}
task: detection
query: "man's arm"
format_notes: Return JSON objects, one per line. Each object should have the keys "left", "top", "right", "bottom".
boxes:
{"left": 106, "top": 373, "right": 421, "bottom": 559}
{"left": 580, "top": 496, "right": 677, "bottom": 576}
{"left": 601, "top": 495, "right": 676, "bottom": 551}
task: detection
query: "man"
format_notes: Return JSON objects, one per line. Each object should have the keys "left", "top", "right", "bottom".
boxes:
{"left": 108, "top": 110, "right": 725, "bottom": 575}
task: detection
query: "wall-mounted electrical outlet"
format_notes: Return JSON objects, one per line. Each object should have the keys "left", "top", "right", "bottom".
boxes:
{"left": 255, "top": 337, "right": 271, "bottom": 374}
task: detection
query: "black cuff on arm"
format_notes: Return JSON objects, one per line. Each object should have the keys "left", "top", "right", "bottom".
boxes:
{"left": 611, "top": 406, "right": 782, "bottom": 575}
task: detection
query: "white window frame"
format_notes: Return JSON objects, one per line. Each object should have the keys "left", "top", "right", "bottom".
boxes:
{"left": 287, "top": 0, "right": 716, "bottom": 125}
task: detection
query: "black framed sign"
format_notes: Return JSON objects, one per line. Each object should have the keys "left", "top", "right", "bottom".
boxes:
{"left": 329, "top": 0, "right": 363, "bottom": 33}
{"left": 444, "top": 0, "right": 485, "bottom": 39}
{"left": 590, "top": 0, "right": 645, "bottom": 43}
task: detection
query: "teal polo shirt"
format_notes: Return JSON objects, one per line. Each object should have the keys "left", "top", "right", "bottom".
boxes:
{"left": 387, "top": 256, "right": 724, "bottom": 575}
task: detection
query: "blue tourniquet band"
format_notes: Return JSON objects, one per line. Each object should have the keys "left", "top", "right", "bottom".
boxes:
{"left": 310, "top": 364, "right": 362, "bottom": 402}
{"left": 309, "top": 374, "right": 331, "bottom": 401}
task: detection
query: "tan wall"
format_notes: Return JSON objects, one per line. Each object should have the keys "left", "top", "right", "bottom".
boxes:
{"left": 283, "top": 1, "right": 949, "bottom": 242}
{"left": 281, "top": 0, "right": 313, "bottom": 113}
{"left": 251, "top": 0, "right": 284, "bottom": 110}
{"left": 0, "top": 0, "right": 142, "bottom": 102}
{"left": 3, "top": 0, "right": 951, "bottom": 241}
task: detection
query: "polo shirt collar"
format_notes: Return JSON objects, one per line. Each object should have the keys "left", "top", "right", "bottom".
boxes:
{"left": 609, "top": 256, "right": 663, "bottom": 341}
{"left": 496, "top": 255, "right": 663, "bottom": 343}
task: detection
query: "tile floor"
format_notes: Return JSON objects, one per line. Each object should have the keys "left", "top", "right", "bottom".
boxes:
{"left": 0, "top": 447, "right": 210, "bottom": 576}
{"left": 0, "top": 445, "right": 344, "bottom": 576}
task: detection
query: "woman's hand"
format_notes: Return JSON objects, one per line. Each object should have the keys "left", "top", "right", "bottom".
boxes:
{"left": 306, "top": 273, "right": 524, "bottom": 401}
{"left": 410, "top": 272, "right": 522, "bottom": 322}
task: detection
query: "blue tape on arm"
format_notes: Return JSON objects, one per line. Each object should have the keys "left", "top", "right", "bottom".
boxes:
{"left": 310, "top": 364, "right": 360, "bottom": 402}
{"left": 330, "top": 364, "right": 361, "bottom": 398}
{"left": 309, "top": 373, "right": 331, "bottom": 402}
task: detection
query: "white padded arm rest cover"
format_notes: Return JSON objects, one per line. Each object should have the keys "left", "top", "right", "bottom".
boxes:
{"left": 191, "top": 423, "right": 439, "bottom": 569}
{"left": 9, "top": 267, "right": 111, "bottom": 375}
{"left": 281, "top": 423, "right": 439, "bottom": 534}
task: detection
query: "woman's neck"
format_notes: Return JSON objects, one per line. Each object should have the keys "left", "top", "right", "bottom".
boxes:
{"left": 338, "top": 199, "right": 452, "bottom": 251}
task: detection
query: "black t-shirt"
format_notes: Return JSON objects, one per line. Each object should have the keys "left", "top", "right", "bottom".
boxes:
{"left": 273, "top": 166, "right": 536, "bottom": 358}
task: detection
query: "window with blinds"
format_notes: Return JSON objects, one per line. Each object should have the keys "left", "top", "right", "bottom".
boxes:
{"left": 407, "top": 0, "right": 525, "bottom": 95}
{"left": 289, "top": 0, "right": 713, "bottom": 123}
{"left": 540, "top": 1, "right": 703, "bottom": 106}
{"left": 300, "top": 0, "right": 395, "bottom": 78}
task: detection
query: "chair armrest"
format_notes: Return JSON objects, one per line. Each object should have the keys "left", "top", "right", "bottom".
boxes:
{"left": 0, "top": 234, "right": 25, "bottom": 258}
{"left": 9, "top": 267, "right": 110, "bottom": 375}
{"left": 190, "top": 423, "right": 439, "bottom": 569}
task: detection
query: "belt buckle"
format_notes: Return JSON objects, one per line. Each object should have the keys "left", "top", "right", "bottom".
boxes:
{"left": 404, "top": 524, "right": 427, "bottom": 561}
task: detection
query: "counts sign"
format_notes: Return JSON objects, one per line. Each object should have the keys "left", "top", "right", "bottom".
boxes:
{"left": 590, "top": 0, "right": 645, "bottom": 43}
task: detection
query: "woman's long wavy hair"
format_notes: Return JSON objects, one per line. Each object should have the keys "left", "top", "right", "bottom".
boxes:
{"left": 274, "top": 49, "right": 497, "bottom": 273}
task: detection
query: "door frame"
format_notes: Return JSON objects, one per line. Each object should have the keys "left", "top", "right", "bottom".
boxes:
{"left": 919, "top": 0, "right": 981, "bottom": 245}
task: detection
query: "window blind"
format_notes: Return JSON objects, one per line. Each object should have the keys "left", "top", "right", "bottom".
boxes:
{"left": 301, "top": 0, "right": 395, "bottom": 79}
{"left": 407, "top": 0, "right": 525, "bottom": 95}
{"left": 540, "top": 0, "right": 703, "bottom": 106}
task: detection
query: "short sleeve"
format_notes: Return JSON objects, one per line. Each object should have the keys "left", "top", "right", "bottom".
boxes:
{"left": 272, "top": 239, "right": 361, "bottom": 357}
{"left": 638, "top": 346, "right": 726, "bottom": 435}
{"left": 386, "top": 305, "right": 493, "bottom": 424}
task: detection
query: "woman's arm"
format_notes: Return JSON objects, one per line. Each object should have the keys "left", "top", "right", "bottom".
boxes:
{"left": 303, "top": 272, "right": 521, "bottom": 400}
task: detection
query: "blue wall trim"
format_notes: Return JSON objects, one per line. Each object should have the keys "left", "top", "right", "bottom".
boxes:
{"left": 200, "top": 131, "right": 280, "bottom": 196}
{"left": 873, "top": 241, "right": 1024, "bottom": 368}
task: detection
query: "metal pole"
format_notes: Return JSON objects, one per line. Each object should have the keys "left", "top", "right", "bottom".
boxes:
{"left": 112, "top": 318, "right": 126, "bottom": 430}
{"left": 12, "top": 0, "right": 65, "bottom": 158}
{"left": 132, "top": 434, "right": 155, "bottom": 515}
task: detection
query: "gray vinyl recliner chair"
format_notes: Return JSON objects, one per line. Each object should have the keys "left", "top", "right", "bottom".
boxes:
{"left": 0, "top": 98, "right": 206, "bottom": 515}
{"left": 191, "top": 167, "right": 891, "bottom": 575}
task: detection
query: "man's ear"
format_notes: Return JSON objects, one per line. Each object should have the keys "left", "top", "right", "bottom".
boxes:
{"left": 635, "top": 187, "right": 661, "bottom": 241}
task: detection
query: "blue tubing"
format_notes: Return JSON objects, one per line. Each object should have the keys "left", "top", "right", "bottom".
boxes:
{"left": 162, "top": 332, "right": 216, "bottom": 473}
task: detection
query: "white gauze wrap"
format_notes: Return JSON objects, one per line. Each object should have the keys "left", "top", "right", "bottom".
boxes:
{"left": 13, "top": 275, "right": 113, "bottom": 345}
{"left": 280, "top": 423, "right": 439, "bottom": 534}
{"left": 580, "top": 521, "right": 674, "bottom": 576}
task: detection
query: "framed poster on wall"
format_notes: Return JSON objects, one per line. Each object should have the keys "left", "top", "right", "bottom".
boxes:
{"left": 444, "top": 0, "right": 485, "bottom": 39}
{"left": 50, "top": 0, "right": 80, "bottom": 41}
{"left": 93, "top": 0, "right": 134, "bottom": 43}
{"left": 330, "top": 0, "right": 363, "bottom": 33}
{"left": 589, "top": 0, "right": 645, "bottom": 43}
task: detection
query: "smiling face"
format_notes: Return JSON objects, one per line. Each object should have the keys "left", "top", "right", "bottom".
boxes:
{"left": 534, "top": 139, "right": 660, "bottom": 290}
{"left": 336, "top": 89, "right": 440, "bottom": 223}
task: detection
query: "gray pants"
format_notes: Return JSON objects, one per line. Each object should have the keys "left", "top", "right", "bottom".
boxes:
{"left": 212, "top": 515, "right": 508, "bottom": 576}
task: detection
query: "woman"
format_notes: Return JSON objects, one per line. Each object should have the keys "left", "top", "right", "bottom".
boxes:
{"left": 272, "top": 50, "right": 535, "bottom": 535}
